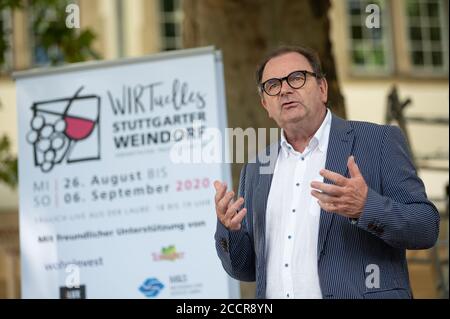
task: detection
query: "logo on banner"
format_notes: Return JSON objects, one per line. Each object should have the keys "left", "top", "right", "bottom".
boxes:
{"left": 26, "top": 86, "right": 101, "bottom": 173}
{"left": 59, "top": 285, "right": 86, "bottom": 299}
{"left": 139, "top": 278, "right": 164, "bottom": 298}
{"left": 152, "top": 245, "right": 184, "bottom": 262}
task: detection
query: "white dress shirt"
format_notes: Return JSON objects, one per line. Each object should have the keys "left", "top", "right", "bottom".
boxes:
{"left": 265, "top": 110, "right": 332, "bottom": 299}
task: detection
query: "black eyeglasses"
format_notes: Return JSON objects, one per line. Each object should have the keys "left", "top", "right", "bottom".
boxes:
{"left": 260, "top": 70, "right": 320, "bottom": 96}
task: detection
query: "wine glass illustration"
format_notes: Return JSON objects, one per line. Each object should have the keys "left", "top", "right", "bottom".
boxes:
{"left": 64, "top": 112, "right": 96, "bottom": 141}
{"left": 27, "top": 86, "right": 101, "bottom": 173}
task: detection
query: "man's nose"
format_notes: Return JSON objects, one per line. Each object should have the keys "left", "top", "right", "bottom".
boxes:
{"left": 280, "top": 79, "right": 293, "bottom": 95}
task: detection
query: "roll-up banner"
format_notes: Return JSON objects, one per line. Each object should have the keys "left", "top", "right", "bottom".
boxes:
{"left": 14, "top": 47, "right": 238, "bottom": 299}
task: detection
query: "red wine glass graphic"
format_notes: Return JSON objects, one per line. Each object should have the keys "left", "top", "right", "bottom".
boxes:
{"left": 64, "top": 115, "right": 96, "bottom": 141}
{"left": 63, "top": 86, "right": 96, "bottom": 139}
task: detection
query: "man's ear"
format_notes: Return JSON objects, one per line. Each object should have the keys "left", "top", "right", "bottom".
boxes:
{"left": 318, "top": 78, "right": 328, "bottom": 105}
{"left": 260, "top": 96, "right": 272, "bottom": 118}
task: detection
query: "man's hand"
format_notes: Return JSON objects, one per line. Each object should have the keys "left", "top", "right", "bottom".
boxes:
{"left": 310, "top": 156, "right": 368, "bottom": 219}
{"left": 214, "top": 180, "right": 247, "bottom": 231}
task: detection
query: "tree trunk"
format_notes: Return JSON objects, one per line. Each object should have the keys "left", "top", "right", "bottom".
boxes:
{"left": 275, "top": 0, "right": 345, "bottom": 118}
{"left": 183, "top": 0, "right": 346, "bottom": 122}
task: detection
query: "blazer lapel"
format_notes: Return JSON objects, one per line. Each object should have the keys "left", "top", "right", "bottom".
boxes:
{"left": 317, "top": 114, "right": 354, "bottom": 261}
{"left": 253, "top": 142, "right": 279, "bottom": 256}
{"left": 253, "top": 141, "right": 279, "bottom": 297}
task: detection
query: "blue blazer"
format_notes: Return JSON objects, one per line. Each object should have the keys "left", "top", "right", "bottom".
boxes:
{"left": 215, "top": 114, "right": 440, "bottom": 299}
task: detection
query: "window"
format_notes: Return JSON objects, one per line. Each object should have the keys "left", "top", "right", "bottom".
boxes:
{"left": 346, "top": 0, "right": 449, "bottom": 77}
{"left": 346, "top": 0, "right": 393, "bottom": 75}
{"left": 159, "top": 0, "right": 183, "bottom": 51}
{"left": 405, "top": 0, "right": 448, "bottom": 73}
{"left": 0, "top": 9, "right": 13, "bottom": 73}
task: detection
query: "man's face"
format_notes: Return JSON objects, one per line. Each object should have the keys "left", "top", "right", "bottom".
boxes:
{"left": 260, "top": 52, "right": 328, "bottom": 128}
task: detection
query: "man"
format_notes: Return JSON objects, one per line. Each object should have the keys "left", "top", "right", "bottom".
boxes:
{"left": 213, "top": 46, "right": 440, "bottom": 299}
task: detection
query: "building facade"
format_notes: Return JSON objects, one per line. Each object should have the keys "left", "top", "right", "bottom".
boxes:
{"left": 0, "top": 0, "right": 448, "bottom": 298}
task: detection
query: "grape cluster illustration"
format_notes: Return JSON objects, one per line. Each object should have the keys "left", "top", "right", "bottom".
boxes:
{"left": 26, "top": 115, "right": 69, "bottom": 173}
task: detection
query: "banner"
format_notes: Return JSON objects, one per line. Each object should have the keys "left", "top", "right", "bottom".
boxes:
{"left": 15, "top": 47, "right": 237, "bottom": 298}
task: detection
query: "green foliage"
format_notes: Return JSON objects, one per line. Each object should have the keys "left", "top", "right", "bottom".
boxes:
{"left": 0, "top": 134, "right": 18, "bottom": 189}
{"left": 0, "top": 29, "right": 6, "bottom": 66}
{"left": 0, "top": 0, "right": 100, "bottom": 188}
{"left": 0, "top": 97, "right": 17, "bottom": 188}
{"left": 0, "top": 0, "right": 22, "bottom": 66}
{"left": 30, "top": 0, "right": 100, "bottom": 64}
{"left": 0, "top": 0, "right": 22, "bottom": 11}
{"left": 0, "top": 0, "right": 100, "bottom": 67}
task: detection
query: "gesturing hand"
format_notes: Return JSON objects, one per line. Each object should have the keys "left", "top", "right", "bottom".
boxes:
{"left": 214, "top": 180, "right": 247, "bottom": 231}
{"left": 310, "top": 156, "right": 368, "bottom": 219}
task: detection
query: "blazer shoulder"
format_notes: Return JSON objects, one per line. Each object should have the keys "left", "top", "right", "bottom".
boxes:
{"left": 348, "top": 119, "right": 389, "bottom": 131}
{"left": 347, "top": 119, "right": 393, "bottom": 139}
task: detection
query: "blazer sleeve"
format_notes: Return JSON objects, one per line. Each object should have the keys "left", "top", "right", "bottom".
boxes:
{"left": 214, "top": 163, "right": 256, "bottom": 281}
{"left": 357, "top": 125, "right": 440, "bottom": 249}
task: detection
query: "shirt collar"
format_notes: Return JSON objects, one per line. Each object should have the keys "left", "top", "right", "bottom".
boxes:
{"left": 280, "top": 109, "right": 331, "bottom": 157}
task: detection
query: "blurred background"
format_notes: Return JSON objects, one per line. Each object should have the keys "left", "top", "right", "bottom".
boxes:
{"left": 0, "top": 0, "right": 448, "bottom": 299}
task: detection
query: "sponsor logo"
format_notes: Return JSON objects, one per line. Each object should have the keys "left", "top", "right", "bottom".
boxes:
{"left": 152, "top": 245, "right": 184, "bottom": 262}
{"left": 168, "top": 274, "right": 203, "bottom": 296}
{"left": 60, "top": 285, "right": 86, "bottom": 299}
{"left": 169, "top": 274, "right": 188, "bottom": 284}
{"left": 139, "top": 278, "right": 164, "bottom": 298}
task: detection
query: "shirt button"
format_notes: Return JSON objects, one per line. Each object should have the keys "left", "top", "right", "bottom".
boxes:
{"left": 286, "top": 293, "right": 290, "bottom": 298}
{"left": 285, "top": 263, "right": 289, "bottom": 267}
{"left": 296, "top": 183, "right": 300, "bottom": 186}
{"left": 288, "top": 235, "right": 292, "bottom": 239}
{"left": 292, "top": 209, "right": 296, "bottom": 213}
{"left": 301, "top": 157, "right": 305, "bottom": 161}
